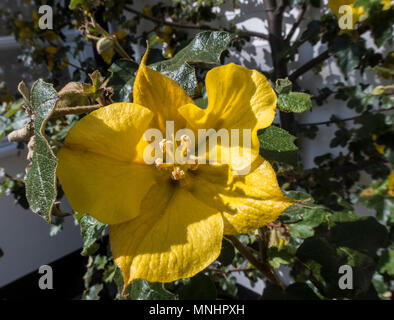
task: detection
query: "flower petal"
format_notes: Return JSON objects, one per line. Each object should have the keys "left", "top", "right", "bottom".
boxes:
{"left": 57, "top": 148, "right": 161, "bottom": 224}
{"left": 188, "top": 157, "right": 293, "bottom": 235}
{"left": 133, "top": 48, "right": 194, "bottom": 133}
{"left": 110, "top": 186, "right": 223, "bottom": 285}
{"left": 57, "top": 102, "right": 160, "bottom": 224}
{"left": 179, "top": 63, "right": 276, "bottom": 132}
{"left": 179, "top": 63, "right": 277, "bottom": 173}
{"left": 62, "top": 103, "right": 154, "bottom": 163}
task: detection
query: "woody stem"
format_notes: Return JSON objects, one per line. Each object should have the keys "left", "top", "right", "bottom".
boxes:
{"left": 225, "top": 234, "right": 286, "bottom": 290}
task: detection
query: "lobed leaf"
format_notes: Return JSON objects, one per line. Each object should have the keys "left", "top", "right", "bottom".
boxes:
{"left": 114, "top": 268, "right": 176, "bottom": 300}
{"left": 150, "top": 31, "right": 233, "bottom": 97}
{"left": 74, "top": 213, "right": 107, "bottom": 256}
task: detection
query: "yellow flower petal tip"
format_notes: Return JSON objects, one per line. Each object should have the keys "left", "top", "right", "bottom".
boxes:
{"left": 57, "top": 54, "right": 292, "bottom": 284}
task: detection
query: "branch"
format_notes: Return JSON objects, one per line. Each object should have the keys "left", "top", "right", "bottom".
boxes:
{"left": 7, "top": 120, "right": 34, "bottom": 142}
{"left": 225, "top": 235, "right": 285, "bottom": 290}
{"left": 51, "top": 104, "right": 102, "bottom": 118}
{"left": 7, "top": 104, "right": 102, "bottom": 142}
{"left": 285, "top": 4, "right": 307, "bottom": 42}
{"left": 288, "top": 49, "right": 330, "bottom": 81}
{"left": 298, "top": 107, "right": 394, "bottom": 127}
{"left": 288, "top": 25, "right": 369, "bottom": 81}
{"left": 207, "top": 267, "right": 255, "bottom": 274}
{"left": 124, "top": 5, "right": 269, "bottom": 40}
{"left": 64, "top": 60, "right": 90, "bottom": 74}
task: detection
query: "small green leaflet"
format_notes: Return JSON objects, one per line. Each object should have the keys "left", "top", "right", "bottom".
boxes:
{"left": 277, "top": 92, "right": 312, "bottom": 113}
{"left": 74, "top": 213, "right": 106, "bottom": 256}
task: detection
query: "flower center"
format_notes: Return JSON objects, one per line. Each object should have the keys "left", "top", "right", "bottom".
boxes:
{"left": 155, "top": 136, "right": 199, "bottom": 181}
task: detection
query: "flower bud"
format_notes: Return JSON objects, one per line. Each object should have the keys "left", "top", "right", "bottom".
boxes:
{"left": 96, "top": 37, "right": 115, "bottom": 55}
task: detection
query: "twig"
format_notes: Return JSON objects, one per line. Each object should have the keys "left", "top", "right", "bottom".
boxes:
{"left": 64, "top": 60, "right": 90, "bottom": 74}
{"left": 297, "top": 106, "right": 394, "bottom": 127}
{"left": 207, "top": 267, "right": 255, "bottom": 274}
{"left": 288, "top": 25, "right": 370, "bottom": 81}
{"left": 225, "top": 235, "right": 285, "bottom": 290}
{"left": 7, "top": 104, "right": 102, "bottom": 142}
{"left": 124, "top": 5, "right": 269, "bottom": 40}
{"left": 51, "top": 104, "right": 102, "bottom": 118}
{"left": 90, "top": 17, "right": 134, "bottom": 61}
{"left": 288, "top": 50, "right": 330, "bottom": 81}
{"left": 285, "top": 4, "right": 307, "bottom": 42}
{"left": 7, "top": 120, "right": 34, "bottom": 142}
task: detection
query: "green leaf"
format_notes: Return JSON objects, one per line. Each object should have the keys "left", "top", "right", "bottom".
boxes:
{"left": 379, "top": 249, "right": 394, "bottom": 276}
{"left": 277, "top": 92, "right": 312, "bottom": 113}
{"left": 75, "top": 213, "right": 106, "bottom": 256}
{"left": 150, "top": 31, "right": 233, "bottom": 97}
{"left": 25, "top": 79, "right": 58, "bottom": 223}
{"left": 296, "top": 213, "right": 389, "bottom": 298}
{"left": 268, "top": 246, "right": 294, "bottom": 268}
{"left": 285, "top": 282, "right": 320, "bottom": 300}
{"left": 289, "top": 207, "right": 326, "bottom": 238}
{"left": 331, "top": 36, "right": 363, "bottom": 76}
{"left": 69, "top": 0, "right": 89, "bottom": 10}
{"left": 328, "top": 214, "right": 389, "bottom": 256}
{"left": 372, "top": 273, "right": 390, "bottom": 299}
{"left": 102, "top": 264, "right": 117, "bottom": 283}
{"left": 275, "top": 78, "right": 292, "bottom": 94}
{"left": 285, "top": 190, "right": 314, "bottom": 202}
{"left": 259, "top": 125, "right": 298, "bottom": 165}
{"left": 114, "top": 268, "right": 176, "bottom": 300}
{"left": 82, "top": 284, "right": 103, "bottom": 300}
{"left": 262, "top": 282, "right": 320, "bottom": 300}
{"left": 108, "top": 59, "right": 138, "bottom": 102}
{"left": 217, "top": 238, "right": 235, "bottom": 266}
{"left": 179, "top": 273, "right": 217, "bottom": 300}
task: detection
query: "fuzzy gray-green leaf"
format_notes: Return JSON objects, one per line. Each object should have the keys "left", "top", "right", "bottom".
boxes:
{"left": 278, "top": 92, "right": 312, "bottom": 113}
{"left": 150, "top": 31, "right": 233, "bottom": 97}
{"left": 25, "top": 79, "right": 58, "bottom": 223}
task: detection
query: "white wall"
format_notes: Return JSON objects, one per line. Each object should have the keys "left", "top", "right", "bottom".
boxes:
{"left": 0, "top": 145, "right": 82, "bottom": 287}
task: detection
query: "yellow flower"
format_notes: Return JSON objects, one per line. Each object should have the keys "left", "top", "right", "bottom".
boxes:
{"left": 44, "top": 46, "right": 58, "bottom": 71}
{"left": 14, "top": 20, "right": 33, "bottom": 40}
{"left": 44, "top": 30, "right": 60, "bottom": 43}
{"left": 142, "top": 6, "right": 153, "bottom": 16}
{"left": 328, "top": 0, "right": 366, "bottom": 30}
{"left": 159, "top": 26, "right": 176, "bottom": 57}
{"left": 372, "top": 134, "right": 386, "bottom": 155}
{"left": 328, "top": 0, "right": 391, "bottom": 29}
{"left": 382, "top": 0, "right": 392, "bottom": 10}
{"left": 114, "top": 28, "right": 127, "bottom": 40}
{"left": 388, "top": 172, "right": 394, "bottom": 196}
{"left": 57, "top": 48, "right": 292, "bottom": 288}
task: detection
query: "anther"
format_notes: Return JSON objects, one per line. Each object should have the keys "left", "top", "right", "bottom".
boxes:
{"left": 171, "top": 167, "right": 185, "bottom": 180}
{"left": 188, "top": 155, "right": 199, "bottom": 171}
{"left": 159, "top": 139, "right": 173, "bottom": 152}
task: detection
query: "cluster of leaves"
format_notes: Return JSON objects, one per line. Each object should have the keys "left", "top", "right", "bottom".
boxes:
{"left": 0, "top": 0, "right": 393, "bottom": 300}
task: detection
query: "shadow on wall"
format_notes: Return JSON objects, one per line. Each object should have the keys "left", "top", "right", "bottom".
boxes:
{"left": 0, "top": 147, "right": 82, "bottom": 287}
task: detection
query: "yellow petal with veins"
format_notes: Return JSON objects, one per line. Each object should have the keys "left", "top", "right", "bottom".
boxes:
{"left": 133, "top": 47, "right": 194, "bottom": 133}
{"left": 61, "top": 103, "right": 153, "bottom": 163}
{"left": 110, "top": 186, "right": 223, "bottom": 285}
{"left": 57, "top": 103, "right": 159, "bottom": 224}
{"left": 187, "top": 157, "right": 293, "bottom": 234}
{"left": 57, "top": 149, "right": 160, "bottom": 224}
{"left": 179, "top": 63, "right": 276, "bottom": 173}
